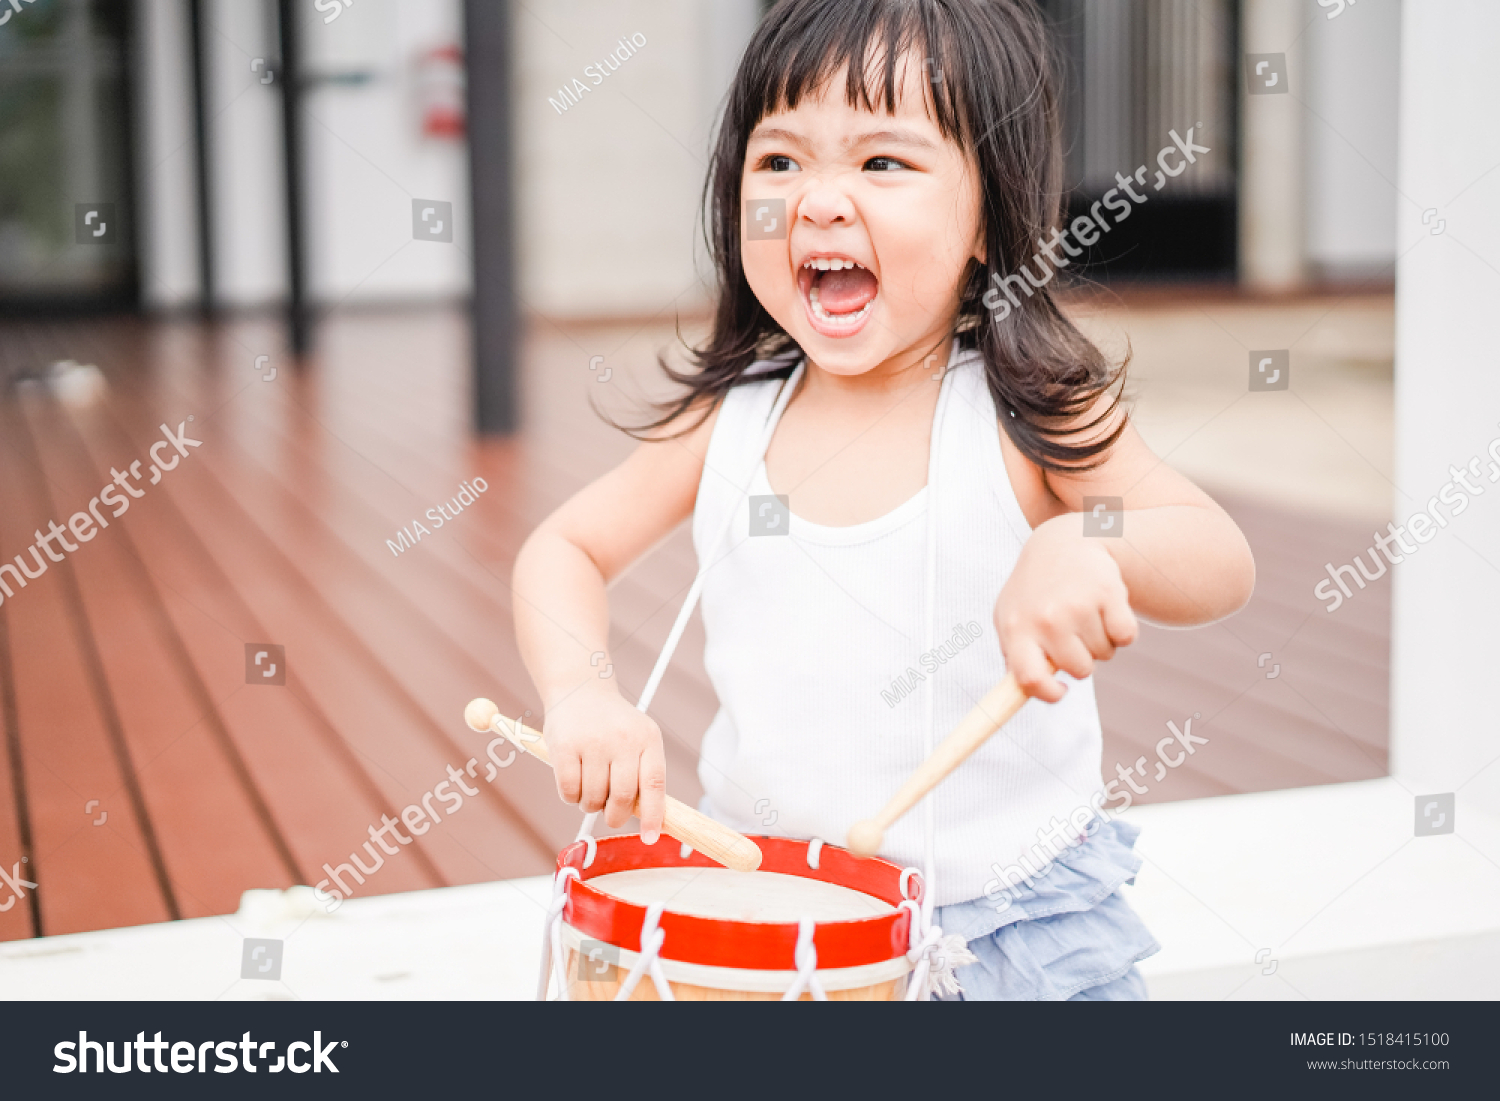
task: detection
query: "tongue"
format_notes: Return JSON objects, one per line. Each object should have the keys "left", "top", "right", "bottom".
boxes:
{"left": 816, "top": 267, "right": 878, "bottom": 314}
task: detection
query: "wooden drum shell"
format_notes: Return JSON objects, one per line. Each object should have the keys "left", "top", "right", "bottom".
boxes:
{"left": 563, "top": 947, "right": 906, "bottom": 1001}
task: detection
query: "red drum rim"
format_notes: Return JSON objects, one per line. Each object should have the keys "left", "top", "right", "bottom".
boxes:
{"left": 558, "top": 835, "right": 921, "bottom": 971}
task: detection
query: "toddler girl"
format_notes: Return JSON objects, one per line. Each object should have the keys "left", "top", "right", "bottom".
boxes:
{"left": 513, "top": 0, "right": 1254, "bottom": 1000}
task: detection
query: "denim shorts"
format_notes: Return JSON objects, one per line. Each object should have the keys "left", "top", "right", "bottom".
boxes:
{"left": 934, "top": 817, "right": 1159, "bottom": 1001}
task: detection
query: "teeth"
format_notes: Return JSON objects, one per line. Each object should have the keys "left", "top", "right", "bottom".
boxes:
{"left": 808, "top": 283, "right": 874, "bottom": 325}
{"left": 802, "top": 257, "right": 864, "bottom": 271}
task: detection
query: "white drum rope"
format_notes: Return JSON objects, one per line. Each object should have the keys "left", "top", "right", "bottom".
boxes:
{"left": 905, "top": 355, "right": 950, "bottom": 1000}
{"left": 537, "top": 866, "right": 579, "bottom": 1001}
{"left": 613, "top": 902, "right": 675, "bottom": 1001}
{"left": 780, "top": 917, "right": 829, "bottom": 1001}
{"left": 575, "top": 811, "right": 600, "bottom": 843}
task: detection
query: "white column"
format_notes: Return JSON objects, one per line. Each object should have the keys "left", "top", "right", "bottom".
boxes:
{"left": 1390, "top": 2, "right": 1500, "bottom": 809}
{"left": 1238, "top": 0, "right": 1304, "bottom": 289}
{"left": 133, "top": 0, "right": 201, "bottom": 309}
{"left": 1302, "top": 0, "right": 1402, "bottom": 281}
{"left": 207, "top": 0, "right": 288, "bottom": 307}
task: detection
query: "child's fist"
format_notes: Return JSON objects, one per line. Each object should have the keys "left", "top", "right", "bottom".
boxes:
{"left": 994, "top": 516, "right": 1138, "bottom": 702}
{"left": 543, "top": 684, "right": 667, "bottom": 842}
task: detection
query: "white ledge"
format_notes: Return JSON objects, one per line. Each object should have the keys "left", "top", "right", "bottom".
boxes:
{"left": 1121, "top": 778, "right": 1500, "bottom": 996}
{"left": 4, "top": 778, "right": 1496, "bottom": 1000}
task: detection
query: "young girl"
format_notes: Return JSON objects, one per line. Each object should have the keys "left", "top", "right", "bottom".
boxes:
{"left": 513, "top": 0, "right": 1254, "bottom": 1000}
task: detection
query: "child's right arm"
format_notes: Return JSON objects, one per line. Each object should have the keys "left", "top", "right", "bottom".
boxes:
{"left": 511, "top": 408, "right": 718, "bottom": 844}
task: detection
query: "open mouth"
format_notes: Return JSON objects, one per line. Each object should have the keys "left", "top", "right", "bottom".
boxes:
{"left": 797, "top": 255, "right": 879, "bottom": 335}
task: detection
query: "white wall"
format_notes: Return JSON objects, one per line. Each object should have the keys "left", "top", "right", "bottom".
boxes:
{"left": 1302, "top": 0, "right": 1402, "bottom": 279}
{"left": 513, "top": 0, "right": 760, "bottom": 319}
{"left": 300, "top": 0, "right": 471, "bottom": 304}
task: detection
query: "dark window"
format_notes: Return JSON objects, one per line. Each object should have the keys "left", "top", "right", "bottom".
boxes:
{"left": 1044, "top": 0, "right": 1239, "bottom": 281}
{"left": 0, "top": 0, "right": 137, "bottom": 311}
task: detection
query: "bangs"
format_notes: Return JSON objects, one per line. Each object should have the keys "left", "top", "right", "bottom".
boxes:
{"left": 746, "top": 0, "right": 970, "bottom": 142}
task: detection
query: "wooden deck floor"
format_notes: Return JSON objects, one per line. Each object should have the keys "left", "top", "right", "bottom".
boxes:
{"left": 0, "top": 307, "right": 1389, "bottom": 941}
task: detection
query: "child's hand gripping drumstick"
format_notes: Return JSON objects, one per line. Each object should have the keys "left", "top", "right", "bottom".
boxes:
{"left": 465, "top": 699, "right": 763, "bottom": 873}
{"left": 846, "top": 672, "right": 1034, "bottom": 857}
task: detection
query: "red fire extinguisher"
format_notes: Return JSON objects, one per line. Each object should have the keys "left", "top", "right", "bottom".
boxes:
{"left": 416, "top": 44, "right": 465, "bottom": 139}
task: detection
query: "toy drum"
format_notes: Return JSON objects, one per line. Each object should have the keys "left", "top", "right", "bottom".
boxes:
{"left": 551, "top": 835, "right": 920, "bottom": 1001}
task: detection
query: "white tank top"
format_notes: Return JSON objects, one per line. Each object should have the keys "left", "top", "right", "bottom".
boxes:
{"left": 692, "top": 346, "right": 1106, "bottom": 906}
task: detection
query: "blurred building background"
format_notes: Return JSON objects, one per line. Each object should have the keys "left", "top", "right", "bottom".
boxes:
{"left": 0, "top": 0, "right": 1400, "bottom": 318}
{"left": 13, "top": 0, "right": 1494, "bottom": 1006}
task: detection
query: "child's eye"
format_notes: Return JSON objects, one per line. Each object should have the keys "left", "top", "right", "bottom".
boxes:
{"left": 759, "top": 154, "right": 799, "bottom": 172}
{"left": 863, "top": 156, "right": 909, "bottom": 172}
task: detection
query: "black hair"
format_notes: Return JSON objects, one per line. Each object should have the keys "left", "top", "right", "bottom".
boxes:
{"left": 628, "top": 0, "right": 1124, "bottom": 470}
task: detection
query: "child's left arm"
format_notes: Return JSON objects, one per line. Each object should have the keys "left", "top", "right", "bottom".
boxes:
{"left": 996, "top": 416, "right": 1256, "bottom": 703}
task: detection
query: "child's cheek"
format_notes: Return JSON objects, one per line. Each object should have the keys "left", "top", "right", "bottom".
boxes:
{"left": 889, "top": 228, "right": 972, "bottom": 319}
{"left": 741, "top": 237, "right": 794, "bottom": 322}
{"left": 882, "top": 239, "right": 945, "bottom": 319}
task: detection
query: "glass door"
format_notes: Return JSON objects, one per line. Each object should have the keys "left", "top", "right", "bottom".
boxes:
{"left": 0, "top": 0, "right": 137, "bottom": 311}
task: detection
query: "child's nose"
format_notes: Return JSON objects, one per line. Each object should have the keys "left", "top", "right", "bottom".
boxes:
{"left": 797, "top": 176, "right": 857, "bottom": 229}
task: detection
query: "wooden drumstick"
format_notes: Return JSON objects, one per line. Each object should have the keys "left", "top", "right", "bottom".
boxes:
{"left": 847, "top": 672, "right": 1033, "bottom": 857}
{"left": 464, "top": 698, "right": 763, "bottom": 873}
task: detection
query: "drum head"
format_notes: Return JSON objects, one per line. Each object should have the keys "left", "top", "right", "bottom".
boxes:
{"left": 585, "top": 865, "right": 894, "bottom": 923}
